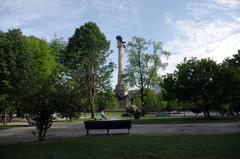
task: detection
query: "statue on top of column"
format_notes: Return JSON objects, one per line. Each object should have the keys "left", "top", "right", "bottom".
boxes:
{"left": 116, "top": 35, "right": 126, "bottom": 48}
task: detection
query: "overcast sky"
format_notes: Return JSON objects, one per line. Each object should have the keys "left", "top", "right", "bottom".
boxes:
{"left": 1, "top": 0, "right": 240, "bottom": 87}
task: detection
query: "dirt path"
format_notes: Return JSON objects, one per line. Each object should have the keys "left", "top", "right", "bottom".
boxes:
{"left": 0, "top": 122, "right": 240, "bottom": 145}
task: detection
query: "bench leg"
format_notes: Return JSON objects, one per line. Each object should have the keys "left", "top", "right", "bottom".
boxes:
{"left": 128, "top": 129, "right": 130, "bottom": 134}
{"left": 86, "top": 129, "right": 89, "bottom": 136}
{"left": 107, "top": 129, "right": 109, "bottom": 135}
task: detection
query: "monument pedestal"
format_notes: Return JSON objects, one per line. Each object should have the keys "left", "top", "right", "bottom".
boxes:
{"left": 114, "top": 84, "right": 129, "bottom": 111}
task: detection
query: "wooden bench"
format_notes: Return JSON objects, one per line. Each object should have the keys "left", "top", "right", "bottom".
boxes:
{"left": 84, "top": 120, "right": 131, "bottom": 135}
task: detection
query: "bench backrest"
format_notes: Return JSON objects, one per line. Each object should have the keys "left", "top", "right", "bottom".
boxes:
{"left": 84, "top": 120, "right": 131, "bottom": 129}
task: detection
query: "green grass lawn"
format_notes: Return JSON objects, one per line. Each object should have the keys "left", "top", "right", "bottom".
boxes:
{"left": 0, "top": 124, "right": 28, "bottom": 130}
{"left": 54, "top": 116, "right": 240, "bottom": 125}
{"left": 0, "top": 134, "right": 240, "bottom": 159}
{"left": 53, "top": 111, "right": 123, "bottom": 122}
{"left": 132, "top": 116, "right": 240, "bottom": 124}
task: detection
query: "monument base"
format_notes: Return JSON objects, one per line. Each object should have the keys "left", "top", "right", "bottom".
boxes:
{"left": 114, "top": 83, "right": 129, "bottom": 110}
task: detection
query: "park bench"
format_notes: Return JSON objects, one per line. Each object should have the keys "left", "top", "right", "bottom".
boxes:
{"left": 84, "top": 120, "right": 131, "bottom": 135}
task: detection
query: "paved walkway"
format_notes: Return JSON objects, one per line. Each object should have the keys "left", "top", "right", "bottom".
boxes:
{"left": 0, "top": 122, "right": 240, "bottom": 145}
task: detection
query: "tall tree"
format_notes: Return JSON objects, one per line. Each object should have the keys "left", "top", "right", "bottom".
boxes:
{"left": 125, "top": 37, "right": 169, "bottom": 112}
{"left": 66, "top": 22, "right": 112, "bottom": 118}
{"left": 165, "top": 58, "right": 219, "bottom": 117}
{"left": 0, "top": 29, "right": 27, "bottom": 125}
{"left": 216, "top": 51, "right": 240, "bottom": 116}
{"left": 18, "top": 36, "right": 59, "bottom": 141}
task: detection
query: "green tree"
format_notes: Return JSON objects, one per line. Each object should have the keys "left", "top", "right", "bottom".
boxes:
{"left": 49, "top": 36, "right": 67, "bottom": 65}
{"left": 95, "top": 61, "right": 117, "bottom": 111}
{"left": 96, "top": 91, "right": 119, "bottom": 111}
{"left": 162, "top": 73, "right": 178, "bottom": 100}
{"left": 0, "top": 29, "right": 28, "bottom": 125}
{"left": 129, "top": 89, "right": 165, "bottom": 112}
{"left": 66, "top": 22, "right": 112, "bottom": 118}
{"left": 165, "top": 58, "right": 219, "bottom": 117}
{"left": 125, "top": 37, "right": 169, "bottom": 113}
{"left": 50, "top": 36, "right": 84, "bottom": 121}
{"left": 96, "top": 62, "right": 115, "bottom": 93}
{"left": 162, "top": 74, "right": 192, "bottom": 113}
{"left": 144, "top": 89, "right": 164, "bottom": 112}
{"left": 55, "top": 80, "right": 82, "bottom": 121}
{"left": 18, "top": 36, "right": 59, "bottom": 141}
{"left": 216, "top": 51, "right": 240, "bottom": 116}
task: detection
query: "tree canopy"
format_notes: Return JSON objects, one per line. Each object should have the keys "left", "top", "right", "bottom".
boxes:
{"left": 18, "top": 36, "right": 59, "bottom": 140}
{"left": 65, "top": 22, "right": 114, "bottom": 118}
{"left": 163, "top": 55, "right": 240, "bottom": 117}
{"left": 125, "top": 36, "right": 169, "bottom": 113}
{"left": 0, "top": 29, "right": 28, "bottom": 124}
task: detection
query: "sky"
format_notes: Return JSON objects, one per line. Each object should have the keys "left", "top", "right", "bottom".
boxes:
{"left": 1, "top": 0, "right": 240, "bottom": 87}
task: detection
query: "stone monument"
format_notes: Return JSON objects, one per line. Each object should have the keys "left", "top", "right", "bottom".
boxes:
{"left": 114, "top": 35, "right": 129, "bottom": 110}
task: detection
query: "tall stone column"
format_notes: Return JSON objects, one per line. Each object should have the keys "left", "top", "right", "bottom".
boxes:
{"left": 117, "top": 40, "right": 124, "bottom": 85}
{"left": 114, "top": 35, "right": 129, "bottom": 110}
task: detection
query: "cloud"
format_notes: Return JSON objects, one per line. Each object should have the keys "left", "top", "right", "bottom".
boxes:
{"left": 186, "top": 0, "right": 240, "bottom": 16}
{"left": 0, "top": 0, "right": 88, "bottom": 38}
{"left": 90, "top": 0, "right": 138, "bottom": 24}
{"left": 0, "top": 0, "right": 139, "bottom": 40}
{"left": 213, "top": 0, "right": 240, "bottom": 9}
{"left": 163, "top": 0, "right": 240, "bottom": 74}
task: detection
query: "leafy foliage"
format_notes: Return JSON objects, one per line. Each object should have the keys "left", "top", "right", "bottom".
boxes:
{"left": 125, "top": 37, "right": 169, "bottom": 113}
{"left": 163, "top": 58, "right": 219, "bottom": 117}
{"left": 55, "top": 80, "right": 82, "bottom": 121}
{"left": 18, "top": 36, "right": 59, "bottom": 141}
{"left": 0, "top": 24, "right": 115, "bottom": 140}
{"left": 129, "top": 88, "right": 165, "bottom": 112}
{"left": 216, "top": 51, "right": 240, "bottom": 116}
{"left": 0, "top": 29, "right": 28, "bottom": 124}
{"left": 96, "top": 91, "right": 119, "bottom": 111}
{"left": 66, "top": 22, "right": 113, "bottom": 118}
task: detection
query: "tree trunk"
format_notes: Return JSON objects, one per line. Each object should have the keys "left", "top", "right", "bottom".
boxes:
{"left": 38, "top": 126, "right": 47, "bottom": 141}
{"left": 204, "top": 110, "right": 210, "bottom": 117}
{"left": 202, "top": 104, "right": 210, "bottom": 117}
{"left": 3, "top": 99, "right": 9, "bottom": 125}
{"left": 140, "top": 87, "right": 144, "bottom": 110}
{"left": 88, "top": 67, "right": 95, "bottom": 119}
{"left": 236, "top": 111, "right": 239, "bottom": 117}
{"left": 234, "top": 105, "right": 239, "bottom": 117}
{"left": 34, "top": 112, "right": 52, "bottom": 141}
{"left": 38, "top": 127, "right": 44, "bottom": 141}
{"left": 206, "top": 111, "right": 210, "bottom": 117}
{"left": 138, "top": 50, "right": 144, "bottom": 114}
{"left": 3, "top": 106, "right": 7, "bottom": 125}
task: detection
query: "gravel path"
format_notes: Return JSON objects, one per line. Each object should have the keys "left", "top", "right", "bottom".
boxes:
{"left": 0, "top": 122, "right": 240, "bottom": 145}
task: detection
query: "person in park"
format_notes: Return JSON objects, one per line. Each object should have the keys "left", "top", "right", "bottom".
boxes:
{"left": 101, "top": 111, "right": 107, "bottom": 120}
